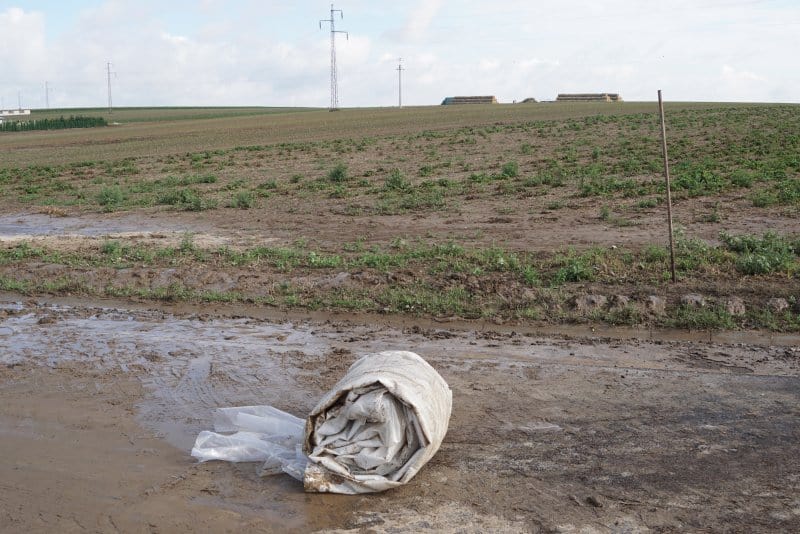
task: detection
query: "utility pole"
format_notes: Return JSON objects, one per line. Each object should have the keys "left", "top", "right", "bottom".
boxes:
{"left": 45, "top": 81, "right": 50, "bottom": 109}
{"left": 18, "top": 91, "right": 22, "bottom": 111}
{"left": 319, "top": 4, "right": 348, "bottom": 111}
{"left": 107, "top": 62, "right": 116, "bottom": 114}
{"left": 397, "top": 58, "right": 404, "bottom": 108}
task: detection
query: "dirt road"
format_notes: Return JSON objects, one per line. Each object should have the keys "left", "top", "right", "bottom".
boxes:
{"left": 1, "top": 297, "right": 798, "bottom": 532}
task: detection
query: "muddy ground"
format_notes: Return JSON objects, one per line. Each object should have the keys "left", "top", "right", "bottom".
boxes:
{"left": 1, "top": 296, "right": 799, "bottom": 533}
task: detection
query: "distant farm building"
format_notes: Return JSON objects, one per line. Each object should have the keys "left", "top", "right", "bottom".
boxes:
{"left": 556, "top": 93, "right": 622, "bottom": 102}
{"left": 0, "top": 108, "right": 32, "bottom": 116}
{"left": 441, "top": 96, "right": 498, "bottom": 105}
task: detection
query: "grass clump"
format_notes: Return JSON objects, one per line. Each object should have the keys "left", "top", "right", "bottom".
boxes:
{"left": 500, "top": 161, "right": 519, "bottom": 179}
{"left": 157, "top": 188, "right": 216, "bottom": 211}
{"left": 384, "top": 169, "right": 412, "bottom": 191}
{"left": 229, "top": 190, "right": 256, "bottom": 209}
{"left": 551, "top": 250, "right": 595, "bottom": 285}
{"left": 327, "top": 163, "right": 348, "bottom": 183}
{"left": 754, "top": 179, "right": 800, "bottom": 206}
{"left": 667, "top": 305, "right": 736, "bottom": 330}
{"left": 720, "top": 231, "right": 798, "bottom": 275}
{"left": 96, "top": 186, "right": 126, "bottom": 210}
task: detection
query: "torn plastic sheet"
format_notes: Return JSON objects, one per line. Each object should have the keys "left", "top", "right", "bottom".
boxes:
{"left": 191, "top": 351, "right": 452, "bottom": 494}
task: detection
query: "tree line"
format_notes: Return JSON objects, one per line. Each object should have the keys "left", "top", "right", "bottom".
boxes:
{"left": 0, "top": 115, "right": 108, "bottom": 132}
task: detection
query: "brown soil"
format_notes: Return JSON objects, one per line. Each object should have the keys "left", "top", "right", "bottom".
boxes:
{"left": 2, "top": 297, "right": 799, "bottom": 532}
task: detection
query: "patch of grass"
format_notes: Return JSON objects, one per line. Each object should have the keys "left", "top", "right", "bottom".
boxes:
{"left": 674, "top": 230, "right": 727, "bottom": 271}
{"left": 101, "top": 240, "right": 124, "bottom": 258}
{"left": 307, "top": 251, "right": 343, "bottom": 268}
{"left": 229, "top": 190, "right": 256, "bottom": 209}
{"left": 384, "top": 169, "right": 412, "bottom": 191}
{"left": 672, "top": 165, "right": 726, "bottom": 197}
{"left": 666, "top": 305, "right": 736, "bottom": 330}
{"left": 378, "top": 284, "right": 475, "bottom": 317}
{"left": 643, "top": 244, "right": 669, "bottom": 263}
{"left": 500, "top": 161, "right": 519, "bottom": 179}
{"left": 327, "top": 163, "right": 348, "bottom": 183}
{"left": 552, "top": 250, "right": 595, "bottom": 285}
{"left": 157, "top": 188, "right": 217, "bottom": 211}
{"left": 601, "top": 305, "right": 642, "bottom": 326}
{"left": 96, "top": 186, "right": 126, "bottom": 210}
{"left": 636, "top": 197, "right": 661, "bottom": 209}
{"left": 754, "top": 178, "right": 800, "bottom": 207}
{"left": 377, "top": 180, "right": 446, "bottom": 214}
{"left": 418, "top": 165, "right": 434, "bottom": 177}
{"left": 747, "top": 308, "right": 800, "bottom": 332}
{"left": 729, "top": 169, "right": 755, "bottom": 188}
{"left": 720, "top": 231, "right": 798, "bottom": 275}
{"left": 257, "top": 179, "right": 278, "bottom": 190}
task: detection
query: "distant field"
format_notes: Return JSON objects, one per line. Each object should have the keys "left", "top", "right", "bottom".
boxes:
{"left": 0, "top": 102, "right": 769, "bottom": 168}
{"left": 24, "top": 106, "right": 321, "bottom": 123}
{"left": 1, "top": 102, "right": 798, "bottom": 331}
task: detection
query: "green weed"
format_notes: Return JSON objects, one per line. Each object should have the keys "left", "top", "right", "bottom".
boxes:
{"left": 229, "top": 190, "right": 256, "bottom": 209}
{"left": 385, "top": 169, "right": 412, "bottom": 191}
{"left": 327, "top": 163, "right": 348, "bottom": 182}
{"left": 96, "top": 186, "right": 126, "bottom": 209}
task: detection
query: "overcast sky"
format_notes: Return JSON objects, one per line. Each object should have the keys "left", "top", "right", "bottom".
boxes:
{"left": 1, "top": 1, "right": 798, "bottom": 109}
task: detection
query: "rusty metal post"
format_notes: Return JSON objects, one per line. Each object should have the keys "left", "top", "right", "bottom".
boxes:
{"left": 658, "top": 90, "right": 677, "bottom": 283}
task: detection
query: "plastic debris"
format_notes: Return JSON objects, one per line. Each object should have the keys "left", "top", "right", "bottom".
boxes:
{"left": 191, "top": 350, "right": 452, "bottom": 494}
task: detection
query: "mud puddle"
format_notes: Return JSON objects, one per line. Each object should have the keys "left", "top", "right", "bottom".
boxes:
{"left": 0, "top": 212, "right": 182, "bottom": 238}
{"left": 0, "top": 211, "right": 247, "bottom": 248}
{"left": 3, "top": 300, "right": 797, "bottom": 450}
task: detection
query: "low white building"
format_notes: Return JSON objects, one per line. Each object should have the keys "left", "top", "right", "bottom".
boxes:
{"left": 0, "top": 109, "right": 31, "bottom": 117}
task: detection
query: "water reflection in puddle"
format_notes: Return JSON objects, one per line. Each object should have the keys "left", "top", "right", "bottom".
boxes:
{"left": 0, "top": 213, "right": 191, "bottom": 239}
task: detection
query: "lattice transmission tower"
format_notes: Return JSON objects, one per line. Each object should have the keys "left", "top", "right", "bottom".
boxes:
{"left": 106, "top": 62, "right": 117, "bottom": 114}
{"left": 319, "top": 4, "right": 348, "bottom": 111}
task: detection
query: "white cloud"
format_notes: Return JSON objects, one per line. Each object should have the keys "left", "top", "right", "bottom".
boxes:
{"left": 478, "top": 59, "right": 500, "bottom": 71}
{"left": 0, "top": 8, "right": 47, "bottom": 83}
{"left": 722, "top": 65, "right": 766, "bottom": 83}
{"left": 403, "top": 0, "right": 444, "bottom": 40}
{"left": 1, "top": 1, "right": 798, "bottom": 108}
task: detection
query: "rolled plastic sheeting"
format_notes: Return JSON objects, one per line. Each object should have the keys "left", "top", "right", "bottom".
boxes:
{"left": 304, "top": 350, "right": 452, "bottom": 493}
{"left": 190, "top": 351, "right": 452, "bottom": 494}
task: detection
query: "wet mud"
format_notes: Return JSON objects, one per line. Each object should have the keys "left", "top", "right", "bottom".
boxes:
{"left": 1, "top": 297, "right": 799, "bottom": 532}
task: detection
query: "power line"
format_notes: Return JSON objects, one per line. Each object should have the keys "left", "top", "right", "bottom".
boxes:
{"left": 319, "top": 4, "right": 348, "bottom": 111}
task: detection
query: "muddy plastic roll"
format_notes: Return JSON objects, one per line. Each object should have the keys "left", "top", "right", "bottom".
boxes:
{"left": 303, "top": 350, "right": 453, "bottom": 493}
{"left": 191, "top": 350, "right": 452, "bottom": 494}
